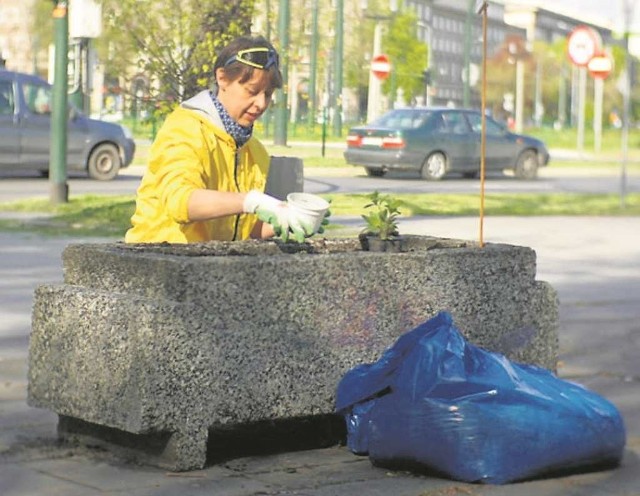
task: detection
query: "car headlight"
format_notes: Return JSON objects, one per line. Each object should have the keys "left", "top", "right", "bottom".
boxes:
{"left": 120, "top": 125, "right": 133, "bottom": 139}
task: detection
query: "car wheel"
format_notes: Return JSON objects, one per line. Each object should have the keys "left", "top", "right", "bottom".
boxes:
{"left": 87, "top": 143, "right": 121, "bottom": 181}
{"left": 514, "top": 150, "right": 538, "bottom": 180}
{"left": 421, "top": 152, "right": 447, "bottom": 181}
{"left": 365, "top": 167, "right": 386, "bottom": 177}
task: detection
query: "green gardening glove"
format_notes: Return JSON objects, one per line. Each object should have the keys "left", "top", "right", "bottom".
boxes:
{"left": 244, "top": 190, "right": 292, "bottom": 242}
{"left": 316, "top": 208, "right": 331, "bottom": 235}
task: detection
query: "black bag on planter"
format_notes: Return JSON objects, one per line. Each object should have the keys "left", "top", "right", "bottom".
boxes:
{"left": 336, "top": 311, "right": 626, "bottom": 484}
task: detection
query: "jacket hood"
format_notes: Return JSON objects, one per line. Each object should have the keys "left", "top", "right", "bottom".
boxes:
{"left": 181, "top": 90, "right": 225, "bottom": 131}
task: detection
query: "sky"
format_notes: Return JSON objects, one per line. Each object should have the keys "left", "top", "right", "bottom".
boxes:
{"left": 521, "top": 0, "right": 639, "bottom": 31}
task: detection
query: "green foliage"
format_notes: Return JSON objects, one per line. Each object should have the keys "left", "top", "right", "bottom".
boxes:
{"left": 97, "top": 0, "right": 255, "bottom": 117}
{"left": 29, "top": 2, "right": 55, "bottom": 78}
{"left": 341, "top": 1, "right": 428, "bottom": 119}
{"left": 361, "top": 190, "right": 402, "bottom": 240}
{"left": 382, "top": 10, "right": 429, "bottom": 103}
{"left": 485, "top": 37, "right": 640, "bottom": 126}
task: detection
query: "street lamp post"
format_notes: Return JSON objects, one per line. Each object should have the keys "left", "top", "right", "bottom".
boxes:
{"left": 274, "top": 0, "right": 290, "bottom": 146}
{"left": 333, "top": 0, "right": 344, "bottom": 136}
{"left": 620, "top": 0, "right": 634, "bottom": 208}
{"left": 307, "top": 0, "right": 319, "bottom": 130}
{"left": 50, "top": 0, "right": 69, "bottom": 204}
{"left": 463, "top": 0, "right": 475, "bottom": 107}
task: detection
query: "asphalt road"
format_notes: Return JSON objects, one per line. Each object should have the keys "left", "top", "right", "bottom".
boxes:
{"left": 0, "top": 164, "right": 637, "bottom": 202}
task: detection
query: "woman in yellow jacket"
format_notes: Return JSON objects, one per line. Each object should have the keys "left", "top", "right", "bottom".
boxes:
{"left": 126, "top": 36, "right": 318, "bottom": 244}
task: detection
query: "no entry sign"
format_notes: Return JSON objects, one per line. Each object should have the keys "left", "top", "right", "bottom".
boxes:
{"left": 567, "top": 26, "right": 602, "bottom": 67}
{"left": 371, "top": 54, "right": 391, "bottom": 80}
{"left": 588, "top": 52, "right": 614, "bottom": 79}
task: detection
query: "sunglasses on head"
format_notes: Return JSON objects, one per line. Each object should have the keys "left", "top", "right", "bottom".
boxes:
{"left": 223, "top": 47, "right": 279, "bottom": 70}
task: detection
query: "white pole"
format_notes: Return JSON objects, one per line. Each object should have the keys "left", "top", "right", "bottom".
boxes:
{"left": 289, "top": 64, "right": 298, "bottom": 124}
{"left": 594, "top": 77, "right": 603, "bottom": 153}
{"left": 620, "top": 0, "right": 633, "bottom": 208}
{"left": 366, "top": 22, "right": 383, "bottom": 122}
{"left": 577, "top": 66, "right": 587, "bottom": 153}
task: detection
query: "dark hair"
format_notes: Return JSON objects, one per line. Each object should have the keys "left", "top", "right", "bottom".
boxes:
{"left": 214, "top": 36, "right": 283, "bottom": 91}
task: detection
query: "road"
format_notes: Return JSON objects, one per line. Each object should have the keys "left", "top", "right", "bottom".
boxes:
{"left": 0, "top": 165, "right": 637, "bottom": 202}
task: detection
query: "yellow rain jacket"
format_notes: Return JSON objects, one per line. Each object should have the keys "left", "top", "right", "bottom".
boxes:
{"left": 125, "top": 90, "right": 270, "bottom": 243}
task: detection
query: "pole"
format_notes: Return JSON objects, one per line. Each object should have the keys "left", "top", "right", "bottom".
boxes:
{"left": 307, "top": 0, "right": 319, "bottom": 130}
{"left": 620, "top": 1, "right": 632, "bottom": 208}
{"left": 425, "top": 27, "right": 433, "bottom": 107}
{"left": 263, "top": 0, "right": 272, "bottom": 137}
{"left": 463, "top": 0, "right": 475, "bottom": 107}
{"left": 322, "top": 106, "right": 327, "bottom": 157}
{"left": 594, "top": 77, "right": 603, "bottom": 153}
{"left": 50, "top": 0, "right": 69, "bottom": 204}
{"left": 558, "top": 66, "right": 567, "bottom": 128}
{"left": 274, "top": 0, "right": 289, "bottom": 146}
{"left": 332, "top": 0, "right": 344, "bottom": 136}
{"left": 534, "top": 59, "right": 542, "bottom": 127}
{"left": 479, "top": 1, "right": 487, "bottom": 248}
{"left": 366, "top": 23, "right": 383, "bottom": 122}
{"left": 577, "top": 67, "right": 587, "bottom": 153}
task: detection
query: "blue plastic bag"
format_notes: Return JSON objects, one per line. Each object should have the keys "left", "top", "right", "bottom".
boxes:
{"left": 336, "top": 311, "right": 626, "bottom": 484}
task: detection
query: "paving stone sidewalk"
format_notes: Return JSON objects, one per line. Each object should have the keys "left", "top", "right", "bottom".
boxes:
{"left": 0, "top": 217, "right": 638, "bottom": 495}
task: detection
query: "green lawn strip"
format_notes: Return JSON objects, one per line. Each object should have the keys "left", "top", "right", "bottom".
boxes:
{"left": 0, "top": 192, "right": 637, "bottom": 238}
{"left": 0, "top": 195, "right": 135, "bottom": 237}
{"left": 325, "top": 192, "right": 640, "bottom": 217}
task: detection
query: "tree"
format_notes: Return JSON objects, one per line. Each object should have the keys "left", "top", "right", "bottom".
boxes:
{"left": 97, "top": 0, "right": 255, "bottom": 116}
{"left": 382, "top": 10, "right": 428, "bottom": 105}
{"left": 30, "top": 1, "right": 55, "bottom": 78}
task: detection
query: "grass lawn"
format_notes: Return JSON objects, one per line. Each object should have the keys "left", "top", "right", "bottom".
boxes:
{"left": 0, "top": 191, "right": 637, "bottom": 239}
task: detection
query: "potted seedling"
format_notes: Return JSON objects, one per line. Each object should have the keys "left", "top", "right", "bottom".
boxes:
{"left": 359, "top": 191, "right": 406, "bottom": 252}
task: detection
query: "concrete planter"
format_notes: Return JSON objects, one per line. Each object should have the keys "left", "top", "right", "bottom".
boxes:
{"left": 28, "top": 235, "right": 558, "bottom": 470}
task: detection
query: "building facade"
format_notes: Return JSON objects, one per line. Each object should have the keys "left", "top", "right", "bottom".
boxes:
{"left": 407, "top": 0, "right": 526, "bottom": 108}
{"left": 1, "top": 0, "right": 627, "bottom": 127}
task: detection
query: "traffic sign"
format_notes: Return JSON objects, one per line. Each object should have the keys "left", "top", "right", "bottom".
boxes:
{"left": 371, "top": 54, "right": 391, "bottom": 81}
{"left": 567, "top": 26, "right": 602, "bottom": 67}
{"left": 588, "top": 52, "right": 614, "bottom": 79}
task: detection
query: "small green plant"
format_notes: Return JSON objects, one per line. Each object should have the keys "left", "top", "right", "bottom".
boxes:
{"left": 361, "top": 191, "right": 402, "bottom": 240}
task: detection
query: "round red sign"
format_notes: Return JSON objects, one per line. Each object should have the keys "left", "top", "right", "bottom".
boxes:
{"left": 567, "top": 26, "right": 602, "bottom": 67}
{"left": 371, "top": 54, "right": 391, "bottom": 81}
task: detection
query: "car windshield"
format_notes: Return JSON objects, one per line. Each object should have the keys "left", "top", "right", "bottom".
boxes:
{"left": 371, "top": 109, "right": 431, "bottom": 129}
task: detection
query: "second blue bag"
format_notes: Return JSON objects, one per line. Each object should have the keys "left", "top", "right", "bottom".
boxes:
{"left": 336, "top": 311, "right": 626, "bottom": 484}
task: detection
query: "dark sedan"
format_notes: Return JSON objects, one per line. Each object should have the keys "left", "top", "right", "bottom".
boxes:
{"left": 344, "top": 107, "right": 550, "bottom": 180}
{"left": 0, "top": 69, "right": 135, "bottom": 180}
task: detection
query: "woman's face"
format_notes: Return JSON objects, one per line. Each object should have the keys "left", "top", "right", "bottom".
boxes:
{"left": 216, "top": 68, "right": 274, "bottom": 127}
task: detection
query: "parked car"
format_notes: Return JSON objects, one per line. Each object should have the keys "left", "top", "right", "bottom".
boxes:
{"left": 344, "top": 107, "right": 550, "bottom": 180}
{"left": 0, "top": 69, "right": 135, "bottom": 180}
